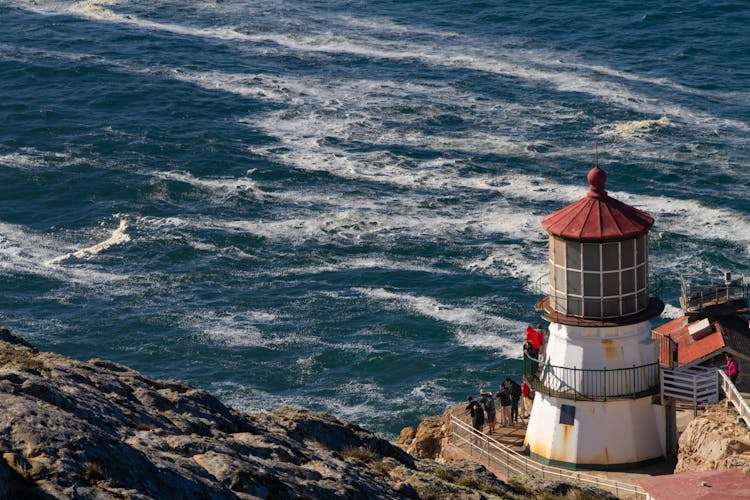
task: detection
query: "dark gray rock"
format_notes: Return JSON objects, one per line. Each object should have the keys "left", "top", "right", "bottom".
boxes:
{"left": 1, "top": 330, "right": 603, "bottom": 499}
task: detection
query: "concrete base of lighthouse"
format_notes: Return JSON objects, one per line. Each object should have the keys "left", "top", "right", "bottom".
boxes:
{"left": 524, "top": 393, "right": 666, "bottom": 469}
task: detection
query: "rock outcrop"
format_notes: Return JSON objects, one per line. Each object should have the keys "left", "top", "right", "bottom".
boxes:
{"left": 676, "top": 404, "right": 750, "bottom": 475}
{"left": 397, "top": 403, "right": 466, "bottom": 460}
{"left": 0, "top": 329, "right": 614, "bottom": 499}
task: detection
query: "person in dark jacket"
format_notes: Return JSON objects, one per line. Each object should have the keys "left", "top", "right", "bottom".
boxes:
{"left": 479, "top": 390, "right": 496, "bottom": 434}
{"left": 466, "top": 396, "right": 485, "bottom": 433}
{"left": 505, "top": 377, "right": 522, "bottom": 423}
{"left": 494, "top": 384, "right": 511, "bottom": 427}
{"left": 523, "top": 340, "right": 540, "bottom": 380}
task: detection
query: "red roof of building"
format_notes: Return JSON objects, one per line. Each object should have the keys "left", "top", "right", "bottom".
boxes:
{"left": 638, "top": 468, "right": 750, "bottom": 499}
{"left": 653, "top": 316, "right": 726, "bottom": 367}
{"left": 541, "top": 165, "right": 654, "bottom": 241}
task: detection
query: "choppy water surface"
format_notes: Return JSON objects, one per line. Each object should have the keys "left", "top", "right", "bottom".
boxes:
{"left": 2, "top": 0, "right": 748, "bottom": 436}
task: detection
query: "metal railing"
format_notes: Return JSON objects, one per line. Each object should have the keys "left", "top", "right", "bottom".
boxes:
{"left": 661, "top": 366, "right": 718, "bottom": 416}
{"left": 524, "top": 353, "right": 660, "bottom": 401}
{"left": 718, "top": 369, "right": 750, "bottom": 428}
{"left": 449, "top": 415, "right": 646, "bottom": 499}
{"left": 680, "top": 274, "right": 747, "bottom": 312}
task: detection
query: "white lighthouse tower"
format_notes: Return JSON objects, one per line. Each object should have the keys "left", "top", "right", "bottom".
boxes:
{"left": 524, "top": 164, "right": 666, "bottom": 469}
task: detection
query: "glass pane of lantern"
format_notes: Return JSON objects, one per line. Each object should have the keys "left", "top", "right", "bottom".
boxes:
{"left": 621, "top": 269, "right": 635, "bottom": 294}
{"left": 582, "top": 243, "right": 600, "bottom": 272}
{"left": 635, "top": 234, "right": 646, "bottom": 264}
{"left": 602, "top": 242, "right": 620, "bottom": 271}
{"left": 554, "top": 237, "right": 566, "bottom": 266}
{"left": 584, "top": 299, "right": 601, "bottom": 318}
{"left": 567, "top": 270, "right": 581, "bottom": 295}
{"left": 566, "top": 240, "right": 581, "bottom": 270}
{"left": 584, "top": 272, "right": 600, "bottom": 296}
{"left": 603, "top": 271, "right": 620, "bottom": 296}
{"left": 603, "top": 297, "right": 620, "bottom": 317}
{"left": 621, "top": 238, "right": 635, "bottom": 268}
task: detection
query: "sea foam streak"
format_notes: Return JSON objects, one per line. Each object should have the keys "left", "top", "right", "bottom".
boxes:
{"left": 356, "top": 287, "right": 526, "bottom": 358}
{"left": 15, "top": 0, "right": 749, "bottom": 133}
{"left": 47, "top": 219, "right": 131, "bottom": 266}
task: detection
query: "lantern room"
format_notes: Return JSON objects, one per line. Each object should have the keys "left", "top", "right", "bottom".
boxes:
{"left": 540, "top": 165, "right": 654, "bottom": 320}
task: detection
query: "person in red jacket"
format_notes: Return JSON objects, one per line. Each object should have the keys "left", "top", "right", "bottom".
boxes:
{"left": 535, "top": 323, "right": 545, "bottom": 346}
{"left": 525, "top": 325, "right": 540, "bottom": 349}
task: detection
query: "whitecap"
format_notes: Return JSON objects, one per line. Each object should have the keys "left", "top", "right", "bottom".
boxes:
{"left": 595, "top": 117, "right": 672, "bottom": 140}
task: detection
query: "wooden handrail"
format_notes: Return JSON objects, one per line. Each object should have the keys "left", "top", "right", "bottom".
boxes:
{"left": 449, "top": 415, "right": 646, "bottom": 498}
{"left": 718, "top": 369, "right": 750, "bottom": 428}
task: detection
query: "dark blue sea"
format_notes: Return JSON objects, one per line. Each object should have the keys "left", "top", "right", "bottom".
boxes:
{"left": 2, "top": 0, "right": 749, "bottom": 437}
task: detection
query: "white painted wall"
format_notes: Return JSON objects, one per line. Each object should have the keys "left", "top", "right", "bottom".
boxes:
{"left": 545, "top": 320, "right": 658, "bottom": 370}
{"left": 524, "top": 394, "right": 666, "bottom": 466}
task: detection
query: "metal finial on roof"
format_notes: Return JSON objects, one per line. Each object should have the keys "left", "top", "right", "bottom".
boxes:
{"left": 595, "top": 141, "right": 599, "bottom": 167}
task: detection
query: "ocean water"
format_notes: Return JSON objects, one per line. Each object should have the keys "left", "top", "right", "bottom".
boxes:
{"left": 2, "top": 0, "right": 749, "bottom": 437}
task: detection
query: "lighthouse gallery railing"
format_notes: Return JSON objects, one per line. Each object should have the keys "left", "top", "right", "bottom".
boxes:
{"left": 524, "top": 353, "right": 660, "bottom": 401}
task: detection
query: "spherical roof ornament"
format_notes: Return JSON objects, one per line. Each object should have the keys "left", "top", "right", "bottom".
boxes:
{"left": 587, "top": 164, "right": 607, "bottom": 198}
{"left": 541, "top": 157, "right": 654, "bottom": 241}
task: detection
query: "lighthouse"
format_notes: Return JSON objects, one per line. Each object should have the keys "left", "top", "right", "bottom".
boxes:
{"left": 523, "top": 164, "right": 666, "bottom": 469}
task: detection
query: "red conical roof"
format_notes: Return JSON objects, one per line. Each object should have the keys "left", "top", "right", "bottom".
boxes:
{"left": 541, "top": 165, "right": 653, "bottom": 241}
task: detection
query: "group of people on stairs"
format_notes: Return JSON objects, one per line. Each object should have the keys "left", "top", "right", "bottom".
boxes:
{"left": 466, "top": 376, "right": 533, "bottom": 435}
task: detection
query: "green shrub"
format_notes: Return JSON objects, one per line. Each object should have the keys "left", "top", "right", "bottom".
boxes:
{"left": 456, "top": 475, "right": 480, "bottom": 489}
{"left": 434, "top": 467, "right": 457, "bottom": 483}
{"left": 508, "top": 476, "right": 530, "bottom": 494}
{"left": 342, "top": 446, "right": 377, "bottom": 463}
{"left": 83, "top": 462, "right": 105, "bottom": 483}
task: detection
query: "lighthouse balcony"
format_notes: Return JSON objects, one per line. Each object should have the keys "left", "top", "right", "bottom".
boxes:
{"left": 524, "top": 353, "right": 660, "bottom": 401}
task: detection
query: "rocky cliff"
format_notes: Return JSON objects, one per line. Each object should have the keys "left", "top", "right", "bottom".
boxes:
{"left": 676, "top": 403, "right": 750, "bottom": 475}
{"left": 0, "top": 329, "right": 614, "bottom": 499}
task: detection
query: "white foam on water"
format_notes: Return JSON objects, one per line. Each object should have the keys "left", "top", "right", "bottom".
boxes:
{"left": 0, "top": 147, "right": 83, "bottom": 170}
{"left": 355, "top": 287, "right": 526, "bottom": 358}
{"left": 165, "top": 69, "right": 314, "bottom": 103}
{"left": 335, "top": 14, "right": 462, "bottom": 39}
{"left": 138, "top": 190, "right": 542, "bottom": 251}
{"left": 0, "top": 150, "right": 48, "bottom": 170}
{"left": 47, "top": 219, "right": 131, "bottom": 266}
{"left": 463, "top": 245, "right": 548, "bottom": 291}
{"left": 252, "top": 256, "right": 455, "bottom": 280}
{"left": 595, "top": 117, "right": 672, "bottom": 141}
{"left": 429, "top": 172, "right": 750, "bottom": 258}
{"left": 15, "top": 1, "right": 749, "bottom": 133}
{"left": 660, "top": 304, "right": 683, "bottom": 320}
{"left": 73, "top": 0, "right": 122, "bottom": 15}
{"left": 0, "top": 219, "right": 127, "bottom": 284}
{"left": 153, "top": 170, "right": 267, "bottom": 198}
{"left": 179, "top": 309, "right": 317, "bottom": 349}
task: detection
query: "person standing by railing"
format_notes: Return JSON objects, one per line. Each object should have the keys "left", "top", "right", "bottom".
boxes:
{"left": 523, "top": 340, "right": 539, "bottom": 380}
{"left": 506, "top": 378, "right": 522, "bottom": 423}
{"left": 479, "top": 390, "right": 496, "bottom": 435}
{"left": 535, "top": 323, "right": 547, "bottom": 361}
{"left": 525, "top": 324, "right": 541, "bottom": 350}
{"left": 495, "top": 383, "right": 512, "bottom": 427}
{"left": 466, "top": 396, "right": 485, "bottom": 433}
{"left": 726, "top": 352, "right": 740, "bottom": 384}
{"left": 521, "top": 375, "right": 533, "bottom": 418}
